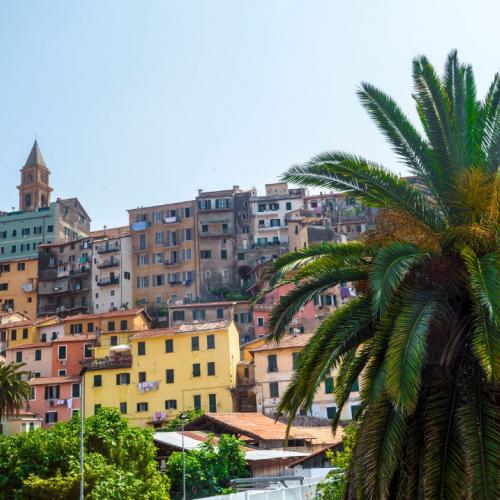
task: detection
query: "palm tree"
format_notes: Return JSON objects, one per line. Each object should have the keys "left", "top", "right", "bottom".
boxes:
{"left": 0, "top": 361, "right": 32, "bottom": 422}
{"left": 264, "top": 51, "right": 499, "bottom": 498}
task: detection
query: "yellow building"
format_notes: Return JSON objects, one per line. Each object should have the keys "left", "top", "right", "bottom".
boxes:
{"left": 83, "top": 320, "right": 240, "bottom": 427}
{"left": 5, "top": 316, "right": 60, "bottom": 348}
{"left": 0, "top": 258, "right": 38, "bottom": 319}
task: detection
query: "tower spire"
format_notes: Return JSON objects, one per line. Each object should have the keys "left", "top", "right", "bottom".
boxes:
{"left": 24, "top": 140, "right": 47, "bottom": 168}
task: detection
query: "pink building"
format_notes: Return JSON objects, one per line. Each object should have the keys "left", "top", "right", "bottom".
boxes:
{"left": 253, "top": 283, "right": 346, "bottom": 337}
{"left": 28, "top": 375, "right": 82, "bottom": 427}
{"left": 51, "top": 335, "right": 95, "bottom": 377}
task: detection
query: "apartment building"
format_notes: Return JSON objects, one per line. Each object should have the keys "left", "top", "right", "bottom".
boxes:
{"left": 83, "top": 321, "right": 240, "bottom": 427}
{"left": 37, "top": 238, "right": 93, "bottom": 317}
{"left": 249, "top": 334, "right": 361, "bottom": 420}
{"left": 0, "top": 311, "right": 30, "bottom": 354}
{"left": 128, "top": 201, "right": 198, "bottom": 310}
{"left": 249, "top": 183, "right": 306, "bottom": 266}
{"left": 169, "top": 300, "right": 254, "bottom": 343}
{"left": 0, "top": 258, "right": 38, "bottom": 317}
{"left": 91, "top": 232, "right": 133, "bottom": 312}
{"left": 196, "top": 186, "right": 244, "bottom": 299}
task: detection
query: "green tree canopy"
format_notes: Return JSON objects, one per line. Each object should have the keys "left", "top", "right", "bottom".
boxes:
{"left": 265, "top": 51, "right": 499, "bottom": 498}
{"left": 0, "top": 362, "right": 31, "bottom": 421}
{"left": 0, "top": 407, "right": 169, "bottom": 499}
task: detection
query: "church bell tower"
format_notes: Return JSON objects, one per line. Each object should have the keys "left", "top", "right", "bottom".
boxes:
{"left": 18, "top": 140, "right": 53, "bottom": 211}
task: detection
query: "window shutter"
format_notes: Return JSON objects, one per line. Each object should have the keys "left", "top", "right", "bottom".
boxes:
{"left": 56, "top": 386, "right": 60, "bottom": 399}
{"left": 45, "top": 386, "right": 49, "bottom": 399}
{"left": 116, "top": 374, "right": 120, "bottom": 385}
{"left": 126, "top": 373, "right": 130, "bottom": 385}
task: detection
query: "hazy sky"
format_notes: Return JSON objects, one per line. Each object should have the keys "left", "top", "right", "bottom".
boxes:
{"left": 0, "top": 1, "right": 498, "bottom": 228}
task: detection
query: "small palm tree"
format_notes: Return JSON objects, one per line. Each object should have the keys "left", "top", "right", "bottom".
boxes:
{"left": 265, "top": 51, "right": 499, "bottom": 498}
{"left": 0, "top": 361, "right": 32, "bottom": 421}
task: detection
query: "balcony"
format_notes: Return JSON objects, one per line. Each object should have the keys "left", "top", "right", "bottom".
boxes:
{"left": 163, "top": 241, "right": 179, "bottom": 248}
{"left": 164, "top": 260, "right": 181, "bottom": 266}
{"left": 257, "top": 223, "right": 282, "bottom": 231}
{"left": 95, "top": 243, "right": 120, "bottom": 254}
{"left": 199, "top": 229, "right": 233, "bottom": 237}
{"left": 163, "top": 216, "right": 180, "bottom": 224}
{"left": 81, "top": 356, "right": 132, "bottom": 371}
{"left": 253, "top": 303, "right": 274, "bottom": 312}
{"left": 97, "top": 277, "right": 120, "bottom": 287}
{"left": 97, "top": 258, "right": 120, "bottom": 269}
{"left": 133, "top": 244, "right": 150, "bottom": 252}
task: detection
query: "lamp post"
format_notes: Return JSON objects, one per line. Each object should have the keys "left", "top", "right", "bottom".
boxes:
{"left": 79, "top": 367, "right": 87, "bottom": 500}
{"left": 180, "top": 412, "right": 187, "bottom": 500}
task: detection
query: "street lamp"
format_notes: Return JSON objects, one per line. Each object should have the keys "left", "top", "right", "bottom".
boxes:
{"left": 79, "top": 367, "right": 87, "bottom": 500}
{"left": 180, "top": 412, "right": 188, "bottom": 500}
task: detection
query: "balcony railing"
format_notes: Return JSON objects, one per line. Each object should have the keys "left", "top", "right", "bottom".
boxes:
{"left": 164, "top": 260, "right": 181, "bottom": 266}
{"left": 97, "top": 277, "right": 120, "bottom": 287}
{"left": 163, "top": 216, "right": 180, "bottom": 224}
{"left": 95, "top": 244, "right": 120, "bottom": 254}
{"left": 253, "top": 303, "right": 274, "bottom": 312}
{"left": 81, "top": 356, "right": 132, "bottom": 370}
{"left": 131, "top": 221, "right": 151, "bottom": 231}
{"left": 97, "top": 258, "right": 120, "bottom": 269}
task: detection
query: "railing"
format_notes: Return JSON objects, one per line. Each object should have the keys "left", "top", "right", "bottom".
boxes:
{"left": 164, "top": 260, "right": 181, "bottom": 266}
{"left": 253, "top": 303, "right": 274, "bottom": 312}
{"left": 163, "top": 216, "right": 180, "bottom": 224}
{"left": 95, "top": 244, "right": 120, "bottom": 254}
{"left": 199, "top": 229, "right": 234, "bottom": 237}
{"left": 81, "top": 356, "right": 132, "bottom": 370}
{"left": 130, "top": 221, "right": 150, "bottom": 231}
{"left": 97, "top": 277, "right": 120, "bottom": 286}
{"left": 97, "top": 258, "right": 120, "bottom": 269}
{"left": 164, "top": 241, "right": 179, "bottom": 248}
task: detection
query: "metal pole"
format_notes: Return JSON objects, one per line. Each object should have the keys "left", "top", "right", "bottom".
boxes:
{"left": 79, "top": 368, "right": 86, "bottom": 500}
{"left": 181, "top": 418, "right": 186, "bottom": 500}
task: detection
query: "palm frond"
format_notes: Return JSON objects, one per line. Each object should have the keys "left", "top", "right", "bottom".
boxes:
{"left": 282, "top": 152, "right": 447, "bottom": 232}
{"left": 267, "top": 266, "right": 367, "bottom": 341}
{"left": 369, "top": 242, "right": 427, "bottom": 317}
{"left": 386, "top": 290, "right": 440, "bottom": 413}
{"left": 479, "top": 73, "right": 500, "bottom": 170}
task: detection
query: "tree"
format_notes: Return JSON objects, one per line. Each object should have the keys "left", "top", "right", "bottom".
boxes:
{"left": 264, "top": 51, "right": 499, "bottom": 498}
{"left": 0, "top": 362, "right": 32, "bottom": 421}
{"left": 0, "top": 407, "right": 169, "bottom": 499}
{"left": 166, "top": 434, "right": 248, "bottom": 498}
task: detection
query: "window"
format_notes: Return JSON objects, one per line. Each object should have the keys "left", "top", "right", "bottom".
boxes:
{"left": 70, "top": 324, "right": 83, "bottom": 334}
{"left": 11, "top": 330, "right": 16, "bottom": 341}
{"left": 192, "top": 310, "right": 205, "bottom": 321}
{"left": 110, "top": 335, "right": 118, "bottom": 346}
{"left": 87, "top": 322, "right": 94, "bottom": 333}
{"left": 45, "top": 385, "right": 60, "bottom": 400}
{"left": 269, "top": 382, "right": 279, "bottom": 398}
{"left": 184, "top": 228, "right": 192, "bottom": 241}
{"left": 207, "top": 362, "right": 215, "bottom": 376}
{"left": 193, "top": 395, "right": 201, "bottom": 410}
{"left": 94, "top": 404, "right": 102, "bottom": 414}
{"left": 257, "top": 317, "right": 264, "bottom": 327}
{"left": 191, "top": 336, "right": 200, "bottom": 351}
{"left": 58, "top": 369, "right": 66, "bottom": 376}
{"left": 351, "top": 378, "right": 359, "bottom": 392}
{"left": 286, "top": 202, "right": 292, "bottom": 210}
{"left": 17, "top": 262, "right": 26, "bottom": 271}
{"left": 153, "top": 274, "right": 165, "bottom": 287}
{"left": 216, "top": 308, "right": 224, "bottom": 319}
{"left": 192, "top": 363, "right": 201, "bottom": 377}
{"left": 45, "top": 412, "right": 58, "bottom": 424}
{"left": 166, "top": 369, "right": 175, "bottom": 383}
{"left": 138, "top": 371, "right": 147, "bottom": 383}
{"left": 200, "top": 250, "right": 211, "bottom": 259}
{"left": 120, "top": 320, "right": 128, "bottom": 331}
{"left": 0, "top": 283, "right": 8, "bottom": 291}
{"left": 207, "top": 334, "right": 215, "bottom": 349}
{"left": 325, "top": 377, "right": 334, "bottom": 394}
{"left": 108, "top": 321, "right": 115, "bottom": 332}
{"left": 184, "top": 207, "right": 192, "bottom": 218}
{"left": 172, "top": 311, "right": 185, "bottom": 322}
{"left": 16, "top": 351, "right": 22, "bottom": 362}
{"left": 209, "top": 394, "right": 217, "bottom": 412}
{"left": 116, "top": 373, "right": 131, "bottom": 385}
{"left": 258, "top": 203, "right": 266, "bottom": 212}
{"left": 137, "top": 341, "right": 146, "bottom": 356}
{"left": 165, "top": 400, "right": 177, "bottom": 410}
{"left": 292, "top": 352, "right": 301, "bottom": 370}
{"left": 47, "top": 225, "right": 54, "bottom": 233}
{"left": 183, "top": 248, "right": 192, "bottom": 261}
{"left": 155, "top": 232, "right": 164, "bottom": 245}
{"left": 270, "top": 219, "right": 281, "bottom": 227}
{"left": 72, "top": 383, "right": 81, "bottom": 398}
{"left": 153, "top": 252, "right": 164, "bottom": 264}
{"left": 35, "top": 349, "right": 42, "bottom": 361}
{"left": 124, "top": 271, "right": 131, "bottom": 280}
{"left": 137, "top": 276, "right": 149, "bottom": 289}
{"left": 165, "top": 339, "right": 174, "bottom": 352}
{"left": 120, "top": 402, "right": 127, "bottom": 414}
{"left": 58, "top": 345, "right": 67, "bottom": 360}
{"left": 237, "top": 253, "right": 245, "bottom": 261}
{"left": 267, "top": 354, "right": 278, "bottom": 373}
{"left": 327, "top": 407, "right": 337, "bottom": 419}
{"left": 93, "top": 375, "right": 102, "bottom": 387}
{"left": 84, "top": 344, "right": 92, "bottom": 358}
{"left": 220, "top": 249, "right": 227, "bottom": 259}
{"left": 201, "top": 224, "right": 208, "bottom": 233}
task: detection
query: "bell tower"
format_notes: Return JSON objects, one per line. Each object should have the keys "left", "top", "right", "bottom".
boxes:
{"left": 18, "top": 140, "right": 53, "bottom": 211}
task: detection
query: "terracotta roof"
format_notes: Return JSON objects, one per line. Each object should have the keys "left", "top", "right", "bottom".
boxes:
{"left": 53, "top": 334, "right": 96, "bottom": 343}
{"left": 252, "top": 334, "right": 314, "bottom": 352}
{"left": 177, "top": 321, "right": 230, "bottom": 333}
{"left": 90, "top": 226, "right": 130, "bottom": 239}
{"left": 170, "top": 301, "right": 237, "bottom": 309}
{"left": 189, "top": 413, "right": 314, "bottom": 441}
{"left": 298, "top": 426, "right": 344, "bottom": 447}
{"left": 6, "top": 342, "right": 51, "bottom": 351}
{"left": 34, "top": 316, "right": 61, "bottom": 326}
{"left": 4, "top": 319, "right": 34, "bottom": 328}
{"left": 29, "top": 375, "right": 80, "bottom": 386}
{"left": 287, "top": 442, "right": 343, "bottom": 467}
{"left": 130, "top": 321, "right": 231, "bottom": 340}
{"left": 63, "top": 308, "right": 145, "bottom": 321}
